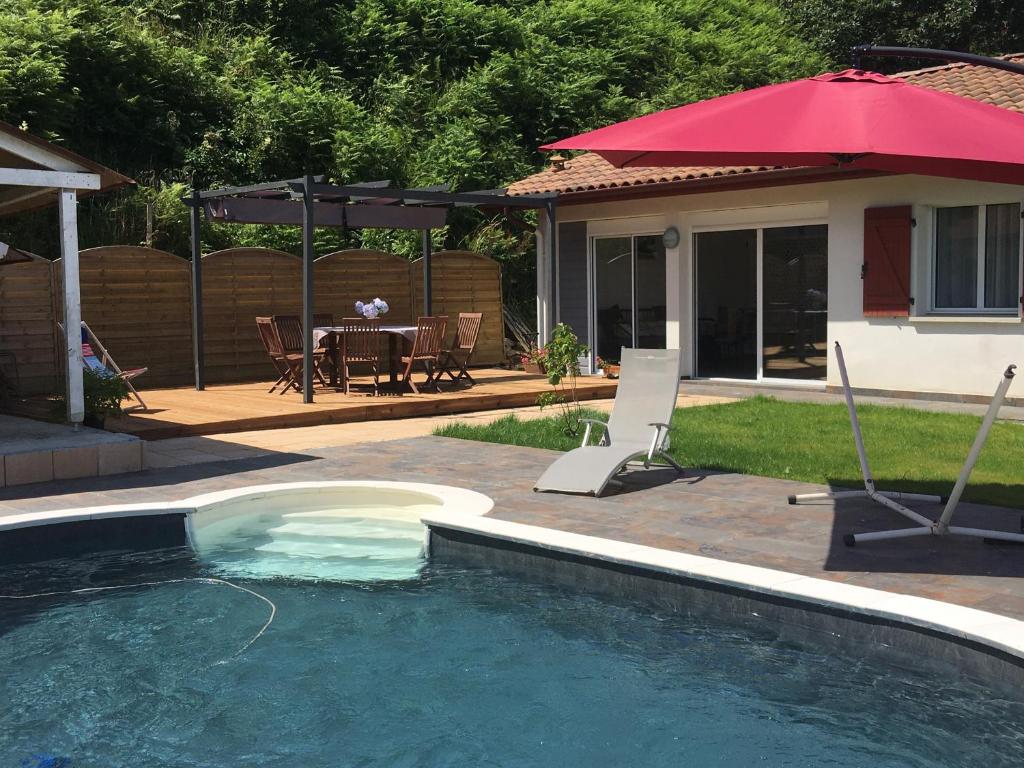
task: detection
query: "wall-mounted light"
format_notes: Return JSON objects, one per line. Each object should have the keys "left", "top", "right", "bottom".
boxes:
{"left": 662, "top": 226, "right": 680, "bottom": 249}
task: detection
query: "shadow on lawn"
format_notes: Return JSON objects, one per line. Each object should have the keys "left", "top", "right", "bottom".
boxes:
{"left": 824, "top": 477, "right": 1024, "bottom": 577}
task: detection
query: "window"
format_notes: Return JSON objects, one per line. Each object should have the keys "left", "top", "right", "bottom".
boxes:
{"left": 933, "top": 203, "right": 1021, "bottom": 312}
{"left": 592, "top": 234, "right": 666, "bottom": 363}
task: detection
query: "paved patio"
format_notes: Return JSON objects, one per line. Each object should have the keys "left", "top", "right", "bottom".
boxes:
{"left": 2, "top": 435, "right": 1022, "bottom": 622}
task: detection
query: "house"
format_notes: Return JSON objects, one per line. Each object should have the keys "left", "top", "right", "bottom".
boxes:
{"left": 509, "top": 56, "right": 1024, "bottom": 403}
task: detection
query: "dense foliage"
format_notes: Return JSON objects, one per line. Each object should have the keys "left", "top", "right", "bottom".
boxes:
{"left": 780, "top": 0, "right": 1024, "bottom": 71}
{"left": 0, "top": 0, "right": 823, "bottom": 318}
{"left": 3, "top": 0, "right": 1022, "bottom": 318}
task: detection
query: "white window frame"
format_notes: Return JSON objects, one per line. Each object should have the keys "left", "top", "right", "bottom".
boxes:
{"left": 690, "top": 216, "right": 828, "bottom": 385}
{"left": 929, "top": 202, "right": 1023, "bottom": 316}
{"left": 589, "top": 230, "right": 666, "bottom": 369}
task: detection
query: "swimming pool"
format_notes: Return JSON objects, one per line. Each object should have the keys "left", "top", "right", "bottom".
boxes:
{"left": 2, "top": 538, "right": 1023, "bottom": 767}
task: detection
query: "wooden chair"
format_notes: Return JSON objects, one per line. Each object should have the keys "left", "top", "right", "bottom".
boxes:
{"left": 439, "top": 312, "right": 483, "bottom": 387}
{"left": 338, "top": 317, "right": 382, "bottom": 395}
{"left": 313, "top": 312, "right": 335, "bottom": 379}
{"left": 256, "top": 317, "right": 293, "bottom": 393}
{"left": 398, "top": 316, "right": 447, "bottom": 394}
{"left": 270, "top": 315, "right": 329, "bottom": 394}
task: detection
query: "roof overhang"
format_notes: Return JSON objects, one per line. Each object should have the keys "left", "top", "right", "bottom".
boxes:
{"left": 0, "top": 120, "right": 134, "bottom": 217}
{"left": 542, "top": 165, "right": 890, "bottom": 205}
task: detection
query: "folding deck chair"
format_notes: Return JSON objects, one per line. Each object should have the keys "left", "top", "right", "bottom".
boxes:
{"left": 534, "top": 347, "right": 684, "bottom": 496}
{"left": 80, "top": 321, "right": 148, "bottom": 411}
{"left": 790, "top": 341, "right": 1024, "bottom": 546}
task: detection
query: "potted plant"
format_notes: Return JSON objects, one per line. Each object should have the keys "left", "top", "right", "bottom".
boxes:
{"left": 520, "top": 345, "right": 547, "bottom": 375}
{"left": 81, "top": 368, "right": 131, "bottom": 428}
{"left": 596, "top": 356, "right": 621, "bottom": 379}
{"left": 535, "top": 323, "right": 589, "bottom": 436}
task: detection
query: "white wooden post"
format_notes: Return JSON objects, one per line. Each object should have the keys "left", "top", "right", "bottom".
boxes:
{"left": 58, "top": 188, "right": 84, "bottom": 424}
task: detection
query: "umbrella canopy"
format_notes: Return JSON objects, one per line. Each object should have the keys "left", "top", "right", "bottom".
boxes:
{"left": 542, "top": 69, "right": 1024, "bottom": 186}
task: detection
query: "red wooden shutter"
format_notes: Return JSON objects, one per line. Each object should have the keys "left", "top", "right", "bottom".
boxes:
{"left": 863, "top": 206, "right": 913, "bottom": 317}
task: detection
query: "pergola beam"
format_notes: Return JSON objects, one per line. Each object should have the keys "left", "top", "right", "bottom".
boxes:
{"left": 0, "top": 169, "right": 100, "bottom": 189}
{"left": 290, "top": 182, "right": 555, "bottom": 209}
{"left": 205, "top": 196, "right": 447, "bottom": 229}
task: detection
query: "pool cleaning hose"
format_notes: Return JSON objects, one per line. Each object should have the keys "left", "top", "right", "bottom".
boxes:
{"left": 0, "top": 577, "right": 276, "bottom": 661}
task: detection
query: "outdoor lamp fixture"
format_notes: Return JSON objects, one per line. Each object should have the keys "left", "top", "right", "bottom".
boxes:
{"left": 662, "top": 226, "right": 680, "bottom": 249}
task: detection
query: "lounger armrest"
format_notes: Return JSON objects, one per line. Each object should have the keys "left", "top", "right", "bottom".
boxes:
{"left": 579, "top": 418, "right": 609, "bottom": 447}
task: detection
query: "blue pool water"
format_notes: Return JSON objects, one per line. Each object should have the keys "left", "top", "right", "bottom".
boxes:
{"left": 1, "top": 544, "right": 1023, "bottom": 767}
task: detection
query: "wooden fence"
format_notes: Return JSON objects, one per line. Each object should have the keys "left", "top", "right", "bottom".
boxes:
{"left": 0, "top": 245, "right": 505, "bottom": 394}
{"left": 202, "top": 248, "right": 302, "bottom": 383}
{"left": 77, "top": 246, "right": 194, "bottom": 387}
{"left": 413, "top": 250, "right": 504, "bottom": 365}
{"left": 0, "top": 258, "right": 60, "bottom": 395}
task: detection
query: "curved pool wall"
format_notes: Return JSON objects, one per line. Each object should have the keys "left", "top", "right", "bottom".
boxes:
{"left": 419, "top": 510, "right": 1024, "bottom": 693}
{"left": 0, "top": 482, "right": 493, "bottom": 567}
{"left": 2, "top": 481, "right": 1023, "bottom": 691}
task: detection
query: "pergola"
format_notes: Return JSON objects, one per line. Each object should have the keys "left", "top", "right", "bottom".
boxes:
{"left": 186, "top": 175, "right": 556, "bottom": 402}
{"left": 0, "top": 121, "right": 133, "bottom": 423}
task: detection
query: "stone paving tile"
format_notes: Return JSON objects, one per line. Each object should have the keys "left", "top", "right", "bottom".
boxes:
{"left": 1, "top": 435, "right": 1022, "bottom": 622}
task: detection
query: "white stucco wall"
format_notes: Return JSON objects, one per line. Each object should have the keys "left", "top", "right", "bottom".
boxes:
{"left": 551, "top": 174, "right": 1024, "bottom": 398}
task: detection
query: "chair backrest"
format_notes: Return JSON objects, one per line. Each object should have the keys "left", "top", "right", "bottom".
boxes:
{"left": 452, "top": 312, "right": 483, "bottom": 352}
{"left": 607, "top": 347, "right": 682, "bottom": 444}
{"left": 271, "top": 315, "right": 304, "bottom": 353}
{"left": 410, "top": 316, "right": 447, "bottom": 359}
{"left": 79, "top": 323, "right": 117, "bottom": 376}
{"left": 256, "top": 316, "right": 283, "bottom": 357}
{"left": 339, "top": 317, "right": 381, "bottom": 361}
{"left": 313, "top": 313, "right": 334, "bottom": 328}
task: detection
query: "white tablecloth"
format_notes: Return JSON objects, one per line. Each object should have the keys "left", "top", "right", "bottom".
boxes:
{"left": 313, "top": 324, "right": 418, "bottom": 348}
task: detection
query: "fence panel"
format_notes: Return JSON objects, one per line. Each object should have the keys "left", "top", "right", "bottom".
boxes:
{"left": 202, "top": 247, "right": 303, "bottom": 383}
{"left": 77, "top": 246, "right": 193, "bottom": 388}
{"left": 0, "top": 259, "right": 59, "bottom": 395}
{"left": 412, "top": 250, "right": 504, "bottom": 364}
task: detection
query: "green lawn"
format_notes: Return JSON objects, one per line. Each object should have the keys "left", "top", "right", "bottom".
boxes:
{"left": 434, "top": 396, "right": 1024, "bottom": 509}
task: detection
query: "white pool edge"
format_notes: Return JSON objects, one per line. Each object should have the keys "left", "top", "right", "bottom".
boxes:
{"left": 421, "top": 509, "right": 1024, "bottom": 664}
{"left": 0, "top": 481, "right": 494, "bottom": 533}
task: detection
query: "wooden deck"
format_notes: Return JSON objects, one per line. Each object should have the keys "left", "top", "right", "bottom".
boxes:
{"left": 105, "top": 369, "right": 618, "bottom": 440}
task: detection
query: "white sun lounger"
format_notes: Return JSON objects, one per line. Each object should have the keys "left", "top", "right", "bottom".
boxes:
{"left": 791, "top": 341, "right": 1024, "bottom": 546}
{"left": 534, "top": 347, "right": 684, "bottom": 496}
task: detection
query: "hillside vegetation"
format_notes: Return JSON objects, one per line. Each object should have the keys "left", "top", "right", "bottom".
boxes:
{"left": 2, "top": 0, "right": 1021, "bottom": 314}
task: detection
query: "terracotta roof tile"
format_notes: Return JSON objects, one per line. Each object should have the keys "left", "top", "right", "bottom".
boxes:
{"left": 508, "top": 54, "right": 1024, "bottom": 197}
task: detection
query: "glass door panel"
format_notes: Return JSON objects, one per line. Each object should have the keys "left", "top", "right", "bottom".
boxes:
{"left": 695, "top": 230, "right": 757, "bottom": 378}
{"left": 594, "top": 237, "right": 634, "bottom": 362}
{"left": 762, "top": 225, "right": 828, "bottom": 380}
{"left": 635, "top": 235, "right": 667, "bottom": 349}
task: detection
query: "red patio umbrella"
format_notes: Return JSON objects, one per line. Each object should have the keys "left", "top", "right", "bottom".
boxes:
{"left": 542, "top": 69, "right": 1024, "bottom": 185}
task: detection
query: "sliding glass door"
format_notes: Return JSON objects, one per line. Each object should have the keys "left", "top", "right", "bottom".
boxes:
{"left": 762, "top": 225, "right": 828, "bottom": 380}
{"left": 593, "top": 234, "right": 667, "bottom": 363}
{"left": 694, "top": 224, "right": 828, "bottom": 381}
{"left": 694, "top": 230, "right": 757, "bottom": 378}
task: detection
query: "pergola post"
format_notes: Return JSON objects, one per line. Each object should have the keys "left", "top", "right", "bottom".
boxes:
{"left": 546, "top": 199, "right": 558, "bottom": 340}
{"left": 301, "top": 173, "right": 315, "bottom": 403}
{"left": 189, "top": 191, "right": 205, "bottom": 390}
{"left": 422, "top": 229, "right": 433, "bottom": 316}
{"left": 58, "top": 188, "right": 84, "bottom": 424}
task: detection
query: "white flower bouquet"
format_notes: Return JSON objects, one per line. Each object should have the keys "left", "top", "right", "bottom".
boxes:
{"left": 354, "top": 297, "right": 389, "bottom": 319}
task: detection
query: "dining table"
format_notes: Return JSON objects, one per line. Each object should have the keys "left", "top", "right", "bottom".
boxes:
{"left": 313, "top": 324, "right": 418, "bottom": 389}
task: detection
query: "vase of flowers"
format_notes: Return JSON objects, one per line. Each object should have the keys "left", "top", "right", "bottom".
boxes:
{"left": 355, "top": 297, "right": 389, "bottom": 319}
